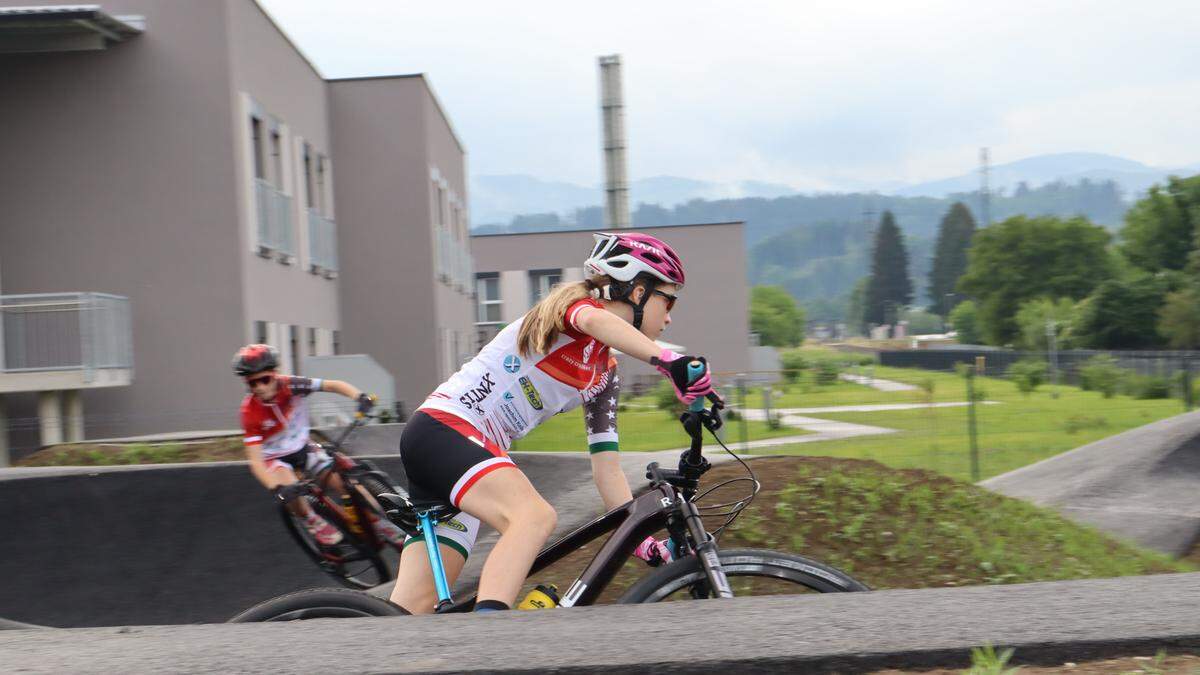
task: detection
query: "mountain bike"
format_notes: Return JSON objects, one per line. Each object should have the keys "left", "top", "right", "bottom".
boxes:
{"left": 276, "top": 416, "right": 405, "bottom": 589}
{"left": 231, "top": 363, "right": 869, "bottom": 622}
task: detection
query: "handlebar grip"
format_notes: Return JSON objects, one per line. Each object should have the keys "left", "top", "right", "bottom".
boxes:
{"left": 686, "top": 360, "right": 706, "bottom": 412}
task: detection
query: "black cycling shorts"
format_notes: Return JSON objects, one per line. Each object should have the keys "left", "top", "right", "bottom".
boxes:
{"left": 400, "top": 409, "right": 517, "bottom": 509}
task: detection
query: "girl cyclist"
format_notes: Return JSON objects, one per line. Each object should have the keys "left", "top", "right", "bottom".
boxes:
{"left": 391, "top": 232, "right": 720, "bottom": 613}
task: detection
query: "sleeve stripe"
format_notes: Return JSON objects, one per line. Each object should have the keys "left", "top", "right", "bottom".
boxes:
{"left": 588, "top": 441, "right": 619, "bottom": 454}
{"left": 244, "top": 436, "right": 263, "bottom": 444}
{"left": 567, "top": 301, "right": 597, "bottom": 331}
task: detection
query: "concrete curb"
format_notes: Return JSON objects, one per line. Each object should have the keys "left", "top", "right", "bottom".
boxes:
{"left": 3, "top": 573, "right": 1197, "bottom": 673}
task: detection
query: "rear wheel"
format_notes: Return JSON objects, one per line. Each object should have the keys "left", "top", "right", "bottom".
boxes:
{"left": 228, "top": 588, "right": 408, "bottom": 622}
{"left": 618, "top": 548, "right": 869, "bottom": 603}
{"left": 279, "top": 498, "right": 392, "bottom": 589}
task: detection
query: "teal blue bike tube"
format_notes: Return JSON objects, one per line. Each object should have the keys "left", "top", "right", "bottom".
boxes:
{"left": 687, "top": 361, "right": 706, "bottom": 412}
{"left": 419, "top": 512, "right": 453, "bottom": 604}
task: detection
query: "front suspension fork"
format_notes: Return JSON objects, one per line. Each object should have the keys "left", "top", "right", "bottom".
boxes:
{"left": 675, "top": 500, "right": 733, "bottom": 599}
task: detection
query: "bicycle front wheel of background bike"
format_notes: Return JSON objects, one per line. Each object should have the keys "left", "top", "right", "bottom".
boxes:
{"left": 617, "top": 548, "right": 869, "bottom": 603}
{"left": 228, "top": 588, "right": 408, "bottom": 622}
{"left": 279, "top": 501, "right": 392, "bottom": 590}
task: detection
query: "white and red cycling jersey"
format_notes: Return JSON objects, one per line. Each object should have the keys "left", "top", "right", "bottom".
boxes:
{"left": 419, "top": 298, "right": 619, "bottom": 453}
{"left": 240, "top": 376, "right": 324, "bottom": 460}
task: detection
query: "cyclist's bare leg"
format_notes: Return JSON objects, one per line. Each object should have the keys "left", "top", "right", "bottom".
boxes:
{"left": 389, "top": 543, "right": 467, "bottom": 614}
{"left": 458, "top": 466, "right": 556, "bottom": 608}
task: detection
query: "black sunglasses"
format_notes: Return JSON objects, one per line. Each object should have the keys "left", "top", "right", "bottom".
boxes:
{"left": 652, "top": 289, "right": 678, "bottom": 312}
{"left": 246, "top": 374, "right": 275, "bottom": 388}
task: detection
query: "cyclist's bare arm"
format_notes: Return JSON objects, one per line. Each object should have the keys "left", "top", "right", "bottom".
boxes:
{"left": 244, "top": 443, "right": 294, "bottom": 489}
{"left": 573, "top": 305, "right": 660, "bottom": 363}
{"left": 320, "top": 378, "right": 363, "bottom": 400}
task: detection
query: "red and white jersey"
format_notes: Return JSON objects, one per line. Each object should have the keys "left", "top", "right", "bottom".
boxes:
{"left": 240, "top": 376, "right": 324, "bottom": 459}
{"left": 420, "top": 299, "right": 617, "bottom": 451}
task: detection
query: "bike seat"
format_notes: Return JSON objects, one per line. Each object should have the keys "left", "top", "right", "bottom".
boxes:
{"left": 408, "top": 498, "right": 460, "bottom": 522}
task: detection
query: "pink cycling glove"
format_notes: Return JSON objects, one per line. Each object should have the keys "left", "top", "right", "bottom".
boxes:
{"left": 652, "top": 349, "right": 715, "bottom": 404}
{"left": 633, "top": 536, "right": 673, "bottom": 566}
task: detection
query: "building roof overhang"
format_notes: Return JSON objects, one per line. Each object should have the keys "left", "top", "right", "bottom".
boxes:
{"left": 0, "top": 4, "right": 144, "bottom": 54}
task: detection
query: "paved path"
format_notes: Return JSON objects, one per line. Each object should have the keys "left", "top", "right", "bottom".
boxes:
{"left": 840, "top": 373, "right": 918, "bottom": 391}
{"left": 6, "top": 573, "right": 1198, "bottom": 673}
{"left": 982, "top": 409, "right": 1200, "bottom": 556}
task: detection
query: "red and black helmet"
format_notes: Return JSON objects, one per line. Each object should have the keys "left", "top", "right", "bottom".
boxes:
{"left": 232, "top": 344, "right": 279, "bottom": 376}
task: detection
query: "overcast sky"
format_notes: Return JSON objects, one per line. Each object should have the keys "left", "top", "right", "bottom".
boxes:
{"left": 259, "top": 0, "right": 1200, "bottom": 190}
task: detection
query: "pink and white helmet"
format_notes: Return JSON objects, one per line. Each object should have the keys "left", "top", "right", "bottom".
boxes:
{"left": 584, "top": 232, "right": 686, "bottom": 287}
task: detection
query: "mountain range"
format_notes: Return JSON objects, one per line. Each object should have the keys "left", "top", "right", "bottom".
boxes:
{"left": 471, "top": 152, "right": 1199, "bottom": 226}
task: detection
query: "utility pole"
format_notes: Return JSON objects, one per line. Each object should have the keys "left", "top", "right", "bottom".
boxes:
{"left": 1046, "top": 320, "right": 1060, "bottom": 399}
{"left": 979, "top": 147, "right": 991, "bottom": 227}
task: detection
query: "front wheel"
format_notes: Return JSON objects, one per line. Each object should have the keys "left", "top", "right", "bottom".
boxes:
{"left": 228, "top": 588, "right": 409, "bottom": 622}
{"left": 618, "top": 548, "right": 869, "bottom": 603}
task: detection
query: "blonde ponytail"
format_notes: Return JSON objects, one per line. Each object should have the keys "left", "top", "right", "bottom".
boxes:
{"left": 517, "top": 275, "right": 611, "bottom": 356}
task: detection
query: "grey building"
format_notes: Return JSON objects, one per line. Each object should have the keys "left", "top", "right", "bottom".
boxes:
{"left": 0, "top": 1, "right": 472, "bottom": 460}
{"left": 470, "top": 222, "right": 750, "bottom": 390}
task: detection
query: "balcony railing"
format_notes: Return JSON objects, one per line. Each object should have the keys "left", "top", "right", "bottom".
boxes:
{"left": 1, "top": 293, "right": 132, "bottom": 376}
{"left": 307, "top": 208, "right": 338, "bottom": 274}
{"left": 254, "top": 178, "right": 294, "bottom": 259}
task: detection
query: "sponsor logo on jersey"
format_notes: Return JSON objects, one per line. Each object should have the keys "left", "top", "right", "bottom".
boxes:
{"left": 498, "top": 400, "right": 529, "bottom": 433}
{"left": 519, "top": 376, "right": 543, "bottom": 410}
{"left": 262, "top": 419, "right": 276, "bottom": 430}
{"left": 581, "top": 339, "right": 596, "bottom": 364}
{"left": 581, "top": 369, "right": 612, "bottom": 402}
{"left": 459, "top": 372, "right": 496, "bottom": 415}
{"left": 503, "top": 355, "right": 521, "bottom": 373}
{"left": 503, "top": 391, "right": 514, "bottom": 401}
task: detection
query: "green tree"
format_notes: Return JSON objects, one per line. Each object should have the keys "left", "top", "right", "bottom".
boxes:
{"left": 948, "top": 300, "right": 981, "bottom": 344}
{"left": 927, "top": 202, "right": 977, "bottom": 315}
{"left": 1072, "top": 275, "right": 1169, "bottom": 349}
{"left": 1014, "top": 297, "right": 1078, "bottom": 351}
{"left": 899, "top": 307, "right": 943, "bottom": 335}
{"left": 957, "top": 215, "right": 1114, "bottom": 345}
{"left": 749, "top": 285, "right": 806, "bottom": 347}
{"left": 845, "top": 277, "right": 869, "bottom": 335}
{"left": 1120, "top": 175, "right": 1200, "bottom": 273}
{"left": 1158, "top": 286, "right": 1200, "bottom": 349}
{"left": 864, "top": 211, "right": 913, "bottom": 326}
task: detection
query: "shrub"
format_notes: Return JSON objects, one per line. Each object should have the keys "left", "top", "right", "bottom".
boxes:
{"left": 779, "top": 350, "right": 808, "bottom": 384}
{"left": 1078, "top": 355, "right": 1122, "bottom": 398}
{"left": 813, "top": 361, "right": 841, "bottom": 386}
{"left": 654, "top": 380, "right": 682, "bottom": 415}
{"left": 1007, "top": 359, "right": 1048, "bottom": 395}
{"left": 1123, "top": 373, "right": 1170, "bottom": 400}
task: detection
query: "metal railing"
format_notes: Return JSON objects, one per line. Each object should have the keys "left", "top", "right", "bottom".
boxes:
{"left": 254, "top": 178, "right": 294, "bottom": 257}
{"left": 1, "top": 293, "right": 132, "bottom": 376}
{"left": 307, "top": 208, "right": 338, "bottom": 272}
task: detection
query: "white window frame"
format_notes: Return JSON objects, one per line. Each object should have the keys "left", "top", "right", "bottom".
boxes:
{"left": 476, "top": 273, "right": 502, "bottom": 324}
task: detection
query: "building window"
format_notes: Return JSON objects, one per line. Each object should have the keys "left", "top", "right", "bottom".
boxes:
{"left": 253, "top": 320, "right": 268, "bottom": 345}
{"left": 289, "top": 325, "right": 300, "bottom": 374}
{"left": 270, "top": 129, "right": 283, "bottom": 188}
{"left": 303, "top": 144, "right": 315, "bottom": 209}
{"left": 476, "top": 273, "right": 501, "bottom": 324}
{"left": 529, "top": 269, "right": 562, "bottom": 306}
{"left": 332, "top": 330, "right": 342, "bottom": 355}
{"left": 316, "top": 156, "right": 327, "bottom": 215}
{"left": 250, "top": 116, "right": 265, "bottom": 180}
{"left": 307, "top": 327, "right": 318, "bottom": 357}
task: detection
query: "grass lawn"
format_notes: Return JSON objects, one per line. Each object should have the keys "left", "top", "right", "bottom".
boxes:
{"left": 527, "top": 457, "right": 1194, "bottom": 605}
{"left": 738, "top": 364, "right": 1185, "bottom": 482}
{"left": 510, "top": 398, "right": 806, "bottom": 452}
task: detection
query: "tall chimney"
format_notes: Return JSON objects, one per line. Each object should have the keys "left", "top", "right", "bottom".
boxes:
{"left": 598, "top": 54, "right": 630, "bottom": 229}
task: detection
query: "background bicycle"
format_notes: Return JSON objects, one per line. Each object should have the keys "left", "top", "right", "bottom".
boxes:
{"left": 276, "top": 416, "right": 407, "bottom": 589}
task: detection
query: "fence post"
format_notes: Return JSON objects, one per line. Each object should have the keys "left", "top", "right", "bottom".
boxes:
{"left": 1183, "top": 356, "right": 1194, "bottom": 412}
{"left": 966, "top": 365, "right": 980, "bottom": 483}
{"left": 736, "top": 376, "right": 748, "bottom": 452}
